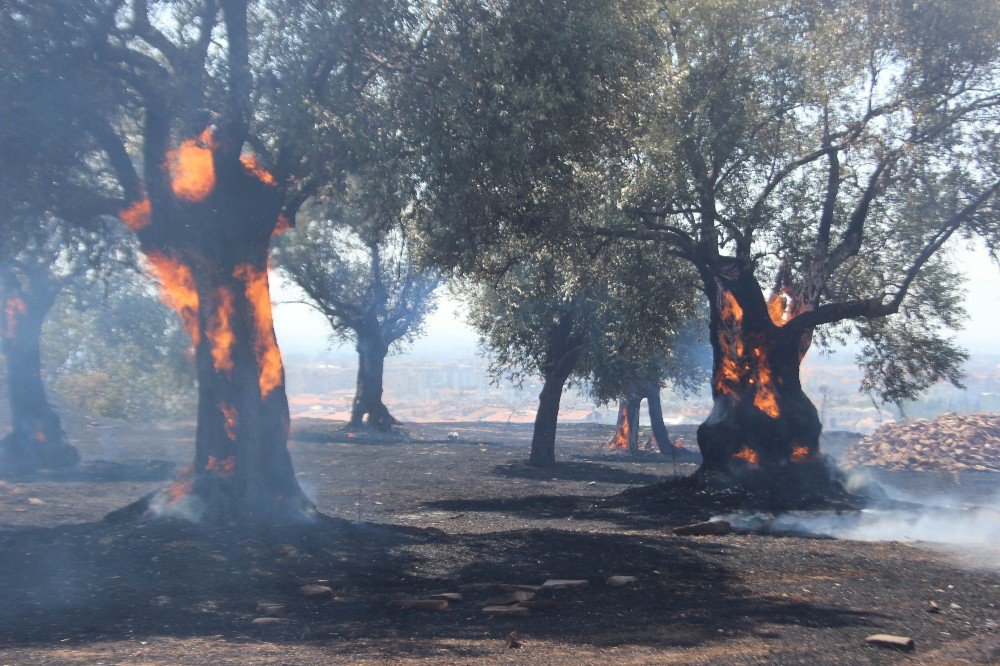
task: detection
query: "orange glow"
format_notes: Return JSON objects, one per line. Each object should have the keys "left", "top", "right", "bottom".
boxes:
{"left": 767, "top": 290, "right": 800, "bottom": 327}
{"left": 221, "top": 403, "right": 238, "bottom": 441}
{"left": 169, "top": 127, "right": 217, "bottom": 201}
{"left": 33, "top": 427, "right": 45, "bottom": 443}
{"left": 752, "top": 348, "right": 780, "bottom": 418}
{"left": 207, "top": 287, "right": 235, "bottom": 374}
{"left": 716, "top": 291, "right": 745, "bottom": 395}
{"left": 119, "top": 198, "right": 152, "bottom": 231}
{"left": 233, "top": 263, "right": 284, "bottom": 398}
{"left": 791, "top": 446, "right": 810, "bottom": 462}
{"left": 609, "top": 402, "right": 631, "bottom": 449}
{"left": 3, "top": 296, "right": 25, "bottom": 340}
{"left": 272, "top": 213, "right": 291, "bottom": 236}
{"left": 206, "top": 454, "right": 236, "bottom": 476}
{"left": 146, "top": 253, "right": 201, "bottom": 346}
{"left": 166, "top": 464, "right": 194, "bottom": 503}
{"left": 732, "top": 446, "right": 759, "bottom": 465}
{"left": 240, "top": 152, "right": 277, "bottom": 186}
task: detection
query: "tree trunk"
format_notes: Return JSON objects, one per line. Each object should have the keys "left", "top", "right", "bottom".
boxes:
{"left": 609, "top": 393, "right": 641, "bottom": 454}
{"left": 528, "top": 368, "right": 572, "bottom": 467}
{"left": 645, "top": 385, "right": 672, "bottom": 456}
{"left": 695, "top": 272, "right": 836, "bottom": 492}
{"left": 348, "top": 333, "right": 398, "bottom": 431}
{"left": 0, "top": 273, "right": 79, "bottom": 473}
{"left": 118, "top": 128, "right": 312, "bottom": 523}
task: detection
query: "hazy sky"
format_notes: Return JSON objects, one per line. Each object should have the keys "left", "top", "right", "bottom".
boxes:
{"left": 272, "top": 241, "right": 1000, "bottom": 361}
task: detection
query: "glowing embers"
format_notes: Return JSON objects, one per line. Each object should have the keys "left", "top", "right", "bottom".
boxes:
{"left": 272, "top": 213, "right": 292, "bottom": 237}
{"left": 240, "top": 151, "right": 277, "bottom": 186}
{"left": 2, "top": 296, "right": 25, "bottom": 340}
{"left": 732, "top": 446, "right": 759, "bottom": 465}
{"left": 206, "top": 454, "right": 236, "bottom": 477}
{"left": 166, "top": 464, "right": 195, "bottom": 504}
{"left": 221, "top": 403, "right": 238, "bottom": 441}
{"left": 119, "top": 198, "right": 152, "bottom": 231}
{"left": 715, "top": 290, "right": 781, "bottom": 419}
{"left": 169, "top": 127, "right": 217, "bottom": 201}
{"left": 146, "top": 253, "right": 201, "bottom": 346}
{"left": 791, "top": 446, "right": 811, "bottom": 462}
{"left": 233, "top": 263, "right": 284, "bottom": 398}
{"left": 207, "top": 287, "right": 235, "bottom": 374}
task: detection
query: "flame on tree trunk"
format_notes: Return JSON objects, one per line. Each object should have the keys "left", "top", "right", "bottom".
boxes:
{"left": 0, "top": 273, "right": 80, "bottom": 473}
{"left": 348, "top": 333, "right": 398, "bottom": 431}
{"left": 117, "top": 127, "right": 312, "bottom": 523}
{"left": 696, "top": 273, "right": 835, "bottom": 492}
{"left": 608, "top": 394, "right": 641, "bottom": 454}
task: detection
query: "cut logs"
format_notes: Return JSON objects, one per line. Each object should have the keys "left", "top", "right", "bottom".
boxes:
{"left": 846, "top": 412, "right": 999, "bottom": 473}
{"left": 540, "top": 579, "right": 589, "bottom": 591}
{"left": 483, "top": 605, "right": 531, "bottom": 617}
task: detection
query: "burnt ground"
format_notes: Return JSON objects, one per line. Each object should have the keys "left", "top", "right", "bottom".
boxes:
{"left": 0, "top": 417, "right": 996, "bottom": 664}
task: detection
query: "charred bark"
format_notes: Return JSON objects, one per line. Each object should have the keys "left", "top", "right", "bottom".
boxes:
{"left": 645, "top": 385, "right": 672, "bottom": 456}
{"left": 118, "top": 130, "right": 313, "bottom": 523}
{"left": 528, "top": 346, "right": 581, "bottom": 468}
{"left": 695, "top": 270, "right": 838, "bottom": 494}
{"left": 347, "top": 333, "right": 398, "bottom": 431}
{"left": 610, "top": 393, "right": 642, "bottom": 454}
{"left": 0, "top": 272, "right": 79, "bottom": 473}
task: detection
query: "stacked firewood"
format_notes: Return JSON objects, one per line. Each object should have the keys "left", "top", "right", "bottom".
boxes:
{"left": 846, "top": 412, "right": 999, "bottom": 473}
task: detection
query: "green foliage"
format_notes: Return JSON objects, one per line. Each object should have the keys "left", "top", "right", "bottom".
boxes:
{"left": 44, "top": 270, "right": 195, "bottom": 422}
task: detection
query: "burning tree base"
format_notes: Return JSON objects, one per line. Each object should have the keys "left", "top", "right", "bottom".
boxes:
{"left": 0, "top": 430, "right": 80, "bottom": 475}
{"left": 106, "top": 474, "right": 318, "bottom": 525}
{"left": 621, "top": 463, "right": 862, "bottom": 516}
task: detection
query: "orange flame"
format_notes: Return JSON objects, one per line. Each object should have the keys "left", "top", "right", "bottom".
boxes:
{"left": 119, "top": 198, "right": 152, "bottom": 231}
{"left": 3, "top": 296, "right": 25, "bottom": 340}
{"left": 33, "top": 427, "right": 45, "bottom": 443}
{"left": 166, "top": 464, "right": 194, "bottom": 503}
{"left": 221, "top": 402, "right": 238, "bottom": 441}
{"left": 207, "top": 287, "right": 235, "bottom": 374}
{"left": 751, "top": 347, "right": 780, "bottom": 418}
{"left": 240, "top": 152, "right": 277, "bottom": 186}
{"left": 206, "top": 454, "right": 236, "bottom": 476}
{"left": 716, "top": 291, "right": 745, "bottom": 396}
{"left": 272, "top": 213, "right": 292, "bottom": 237}
{"left": 233, "top": 263, "right": 283, "bottom": 398}
{"left": 169, "top": 128, "right": 217, "bottom": 201}
{"left": 791, "top": 446, "right": 810, "bottom": 462}
{"left": 609, "top": 402, "right": 630, "bottom": 449}
{"left": 146, "top": 253, "right": 201, "bottom": 346}
{"left": 732, "top": 446, "right": 759, "bottom": 465}
{"left": 767, "top": 290, "right": 800, "bottom": 327}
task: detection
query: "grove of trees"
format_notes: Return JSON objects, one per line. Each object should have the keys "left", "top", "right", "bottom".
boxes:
{"left": 1, "top": 0, "right": 997, "bottom": 518}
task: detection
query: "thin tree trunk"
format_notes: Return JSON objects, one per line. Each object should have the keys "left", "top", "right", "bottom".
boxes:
{"left": 0, "top": 271, "right": 79, "bottom": 473}
{"left": 348, "top": 333, "right": 398, "bottom": 431}
{"left": 695, "top": 272, "right": 835, "bottom": 492}
{"left": 528, "top": 369, "right": 571, "bottom": 467}
{"left": 645, "top": 384, "right": 672, "bottom": 455}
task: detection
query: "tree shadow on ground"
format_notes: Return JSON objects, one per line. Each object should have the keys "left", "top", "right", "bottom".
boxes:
{"left": 493, "top": 461, "right": 669, "bottom": 485}
{"left": 0, "top": 513, "right": 886, "bottom": 661}
{"left": 0, "top": 459, "right": 178, "bottom": 484}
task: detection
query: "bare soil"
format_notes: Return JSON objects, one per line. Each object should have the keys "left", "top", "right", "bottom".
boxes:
{"left": 0, "top": 417, "right": 996, "bottom": 664}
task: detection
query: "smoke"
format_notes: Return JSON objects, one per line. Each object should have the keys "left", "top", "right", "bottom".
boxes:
{"left": 716, "top": 470, "right": 1000, "bottom": 571}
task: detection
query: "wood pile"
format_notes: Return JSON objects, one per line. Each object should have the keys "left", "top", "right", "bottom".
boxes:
{"left": 846, "top": 412, "right": 999, "bottom": 473}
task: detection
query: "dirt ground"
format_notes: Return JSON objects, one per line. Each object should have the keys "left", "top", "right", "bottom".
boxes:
{"left": 0, "top": 416, "right": 997, "bottom": 665}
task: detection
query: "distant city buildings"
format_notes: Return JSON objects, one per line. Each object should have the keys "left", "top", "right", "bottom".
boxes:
{"left": 284, "top": 353, "right": 1000, "bottom": 434}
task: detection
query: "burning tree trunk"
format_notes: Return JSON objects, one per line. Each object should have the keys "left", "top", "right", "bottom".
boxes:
{"left": 696, "top": 272, "right": 834, "bottom": 491}
{"left": 0, "top": 270, "right": 79, "bottom": 473}
{"left": 348, "top": 332, "right": 399, "bottom": 431}
{"left": 645, "top": 385, "right": 673, "bottom": 456}
{"left": 608, "top": 393, "right": 641, "bottom": 454}
{"left": 118, "top": 127, "right": 312, "bottom": 523}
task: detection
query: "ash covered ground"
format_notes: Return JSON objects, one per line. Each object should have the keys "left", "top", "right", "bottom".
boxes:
{"left": 0, "top": 417, "right": 996, "bottom": 665}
